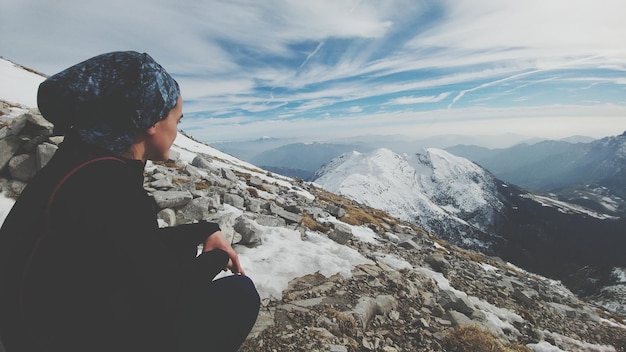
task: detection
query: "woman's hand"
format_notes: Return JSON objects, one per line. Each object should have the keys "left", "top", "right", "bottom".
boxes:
{"left": 202, "top": 231, "right": 245, "bottom": 276}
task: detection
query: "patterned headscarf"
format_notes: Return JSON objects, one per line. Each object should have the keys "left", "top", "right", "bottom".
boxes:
{"left": 37, "top": 51, "right": 180, "bottom": 156}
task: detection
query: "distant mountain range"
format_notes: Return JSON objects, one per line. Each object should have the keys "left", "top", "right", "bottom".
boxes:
{"left": 211, "top": 132, "right": 557, "bottom": 180}
{"left": 250, "top": 142, "right": 373, "bottom": 180}
{"left": 217, "top": 131, "right": 626, "bottom": 217}
{"left": 446, "top": 131, "right": 626, "bottom": 216}
{"left": 313, "top": 147, "right": 625, "bottom": 302}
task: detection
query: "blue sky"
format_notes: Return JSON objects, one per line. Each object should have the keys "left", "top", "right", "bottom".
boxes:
{"left": 2, "top": 0, "right": 625, "bottom": 144}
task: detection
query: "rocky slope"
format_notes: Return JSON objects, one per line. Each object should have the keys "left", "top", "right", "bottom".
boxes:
{"left": 1, "top": 102, "right": 625, "bottom": 351}
{"left": 313, "top": 147, "right": 626, "bottom": 317}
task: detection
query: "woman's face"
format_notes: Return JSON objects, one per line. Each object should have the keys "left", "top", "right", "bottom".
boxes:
{"left": 146, "top": 95, "right": 183, "bottom": 161}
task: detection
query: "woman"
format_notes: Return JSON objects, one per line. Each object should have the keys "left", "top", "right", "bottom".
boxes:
{"left": 0, "top": 51, "right": 260, "bottom": 352}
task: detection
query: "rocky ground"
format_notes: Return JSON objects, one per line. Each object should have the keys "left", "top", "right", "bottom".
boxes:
{"left": 2, "top": 101, "right": 625, "bottom": 351}
{"left": 239, "top": 189, "right": 626, "bottom": 351}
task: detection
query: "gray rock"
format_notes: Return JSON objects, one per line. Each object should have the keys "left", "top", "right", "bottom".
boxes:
{"left": 254, "top": 214, "right": 286, "bottom": 227}
{"left": 204, "top": 193, "right": 223, "bottom": 211}
{"left": 176, "top": 196, "right": 214, "bottom": 224}
{"left": 205, "top": 173, "right": 232, "bottom": 188}
{"left": 183, "top": 164, "right": 202, "bottom": 178}
{"left": 513, "top": 288, "right": 538, "bottom": 306}
{"left": 149, "top": 177, "right": 174, "bottom": 190}
{"left": 329, "top": 345, "right": 348, "bottom": 352}
{"left": 234, "top": 216, "right": 264, "bottom": 247}
{"left": 426, "top": 253, "right": 451, "bottom": 274}
{"left": 221, "top": 168, "right": 239, "bottom": 182}
{"left": 157, "top": 208, "right": 177, "bottom": 227}
{"left": 284, "top": 204, "right": 302, "bottom": 214}
{"left": 262, "top": 183, "right": 279, "bottom": 194}
{"left": 436, "top": 290, "right": 475, "bottom": 316}
{"left": 0, "top": 135, "right": 22, "bottom": 170}
{"left": 328, "top": 222, "right": 353, "bottom": 244}
{"left": 152, "top": 190, "right": 193, "bottom": 209}
{"left": 224, "top": 193, "right": 245, "bottom": 209}
{"left": 246, "top": 198, "right": 264, "bottom": 213}
{"left": 398, "top": 239, "right": 420, "bottom": 250}
{"left": 25, "top": 113, "right": 54, "bottom": 134}
{"left": 6, "top": 114, "right": 27, "bottom": 136}
{"left": 36, "top": 143, "right": 57, "bottom": 170}
{"left": 48, "top": 136, "right": 64, "bottom": 145}
{"left": 446, "top": 310, "right": 473, "bottom": 327}
{"left": 248, "top": 176, "right": 263, "bottom": 187}
{"left": 351, "top": 295, "right": 398, "bottom": 328}
{"left": 167, "top": 149, "right": 180, "bottom": 162}
{"left": 327, "top": 204, "right": 346, "bottom": 218}
{"left": 276, "top": 209, "right": 302, "bottom": 224}
{"left": 191, "top": 154, "right": 212, "bottom": 169}
{"left": 6, "top": 179, "right": 26, "bottom": 197}
{"left": 8, "top": 153, "right": 37, "bottom": 181}
{"left": 266, "top": 201, "right": 302, "bottom": 224}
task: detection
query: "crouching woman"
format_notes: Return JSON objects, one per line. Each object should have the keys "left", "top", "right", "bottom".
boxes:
{"left": 0, "top": 51, "right": 260, "bottom": 352}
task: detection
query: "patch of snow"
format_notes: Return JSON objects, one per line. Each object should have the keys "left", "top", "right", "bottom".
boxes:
{"left": 531, "top": 331, "right": 617, "bottom": 352}
{"left": 433, "top": 241, "right": 449, "bottom": 253}
{"left": 523, "top": 193, "right": 617, "bottom": 220}
{"left": 479, "top": 262, "right": 499, "bottom": 272}
{"left": 527, "top": 341, "right": 568, "bottom": 352}
{"left": 0, "top": 58, "right": 46, "bottom": 107}
{"left": 0, "top": 192, "right": 16, "bottom": 226}
{"left": 232, "top": 228, "right": 372, "bottom": 300}
{"left": 612, "top": 267, "right": 626, "bottom": 283}
{"left": 373, "top": 252, "right": 413, "bottom": 271}
{"left": 320, "top": 216, "right": 379, "bottom": 244}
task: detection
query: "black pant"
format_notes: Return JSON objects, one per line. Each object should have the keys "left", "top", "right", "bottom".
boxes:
{"left": 177, "top": 257, "right": 260, "bottom": 352}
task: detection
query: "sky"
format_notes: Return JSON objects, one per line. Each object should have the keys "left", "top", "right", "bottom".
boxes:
{"left": 2, "top": 0, "right": 626, "bottom": 144}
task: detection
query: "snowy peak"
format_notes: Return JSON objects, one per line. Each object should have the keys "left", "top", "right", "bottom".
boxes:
{"left": 413, "top": 148, "right": 501, "bottom": 214}
{"left": 314, "top": 148, "right": 503, "bottom": 251}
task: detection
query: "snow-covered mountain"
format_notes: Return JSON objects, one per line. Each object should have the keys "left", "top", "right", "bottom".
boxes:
{"left": 314, "top": 147, "right": 626, "bottom": 300}
{"left": 314, "top": 148, "right": 504, "bottom": 252}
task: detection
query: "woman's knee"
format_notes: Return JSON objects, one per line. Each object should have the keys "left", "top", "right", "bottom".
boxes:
{"left": 225, "top": 275, "right": 260, "bottom": 308}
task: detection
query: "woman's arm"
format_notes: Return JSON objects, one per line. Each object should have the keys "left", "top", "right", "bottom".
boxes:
{"left": 156, "top": 221, "right": 220, "bottom": 251}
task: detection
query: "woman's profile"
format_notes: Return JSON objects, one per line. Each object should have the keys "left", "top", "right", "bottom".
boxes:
{"left": 0, "top": 51, "right": 260, "bottom": 352}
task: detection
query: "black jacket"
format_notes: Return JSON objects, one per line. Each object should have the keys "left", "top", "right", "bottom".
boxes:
{"left": 0, "top": 139, "right": 227, "bottom": 352}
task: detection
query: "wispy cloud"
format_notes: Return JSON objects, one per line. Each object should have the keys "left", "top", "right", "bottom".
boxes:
{"left": 388, "top": 92, "right": 451, "bottom": 105}
{"left": 1, "top": 0, "right": 625, "bottom": 142}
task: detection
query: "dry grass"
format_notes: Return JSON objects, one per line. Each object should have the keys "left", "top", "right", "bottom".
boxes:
{"left": 301, "top": 214, "right": 331, "bottom": 232}
{"left": 458, "top": 248, "right": 487, "bottom": 262}
{"left": 313, "top": 187, "right": 347, "bottom": 205}
{"left": 247, "top": 187, "right": 259, "bottom": 198}
{"left": 323, "top": 307, "right": 358, "bottom": 338}
{"left": 341, "top": 205, "right": 388, "bottom": 229}
{"left": 311, "top": 185, "right": 434, "bottom": 236}
{"left": 172, "top": 177, "right": 188, "bottom": 185}
{"left": 195, "top": 180, "right": 211, "bottom": 190}
{"left": 152, "top": 160, "right": 184, "bottom": 170}
{"left": 442, "top": 325, "right": 532, "bottom": 352}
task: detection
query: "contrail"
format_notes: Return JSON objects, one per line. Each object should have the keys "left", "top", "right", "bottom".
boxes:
{"left": 447, "top": 68, "right": 543, "bottom": 109}
{"left": 298, "top": 41, "right": 325, "bottom": 70}
{"left": 447, "top": 54, "right": 604, "bottom": 109}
